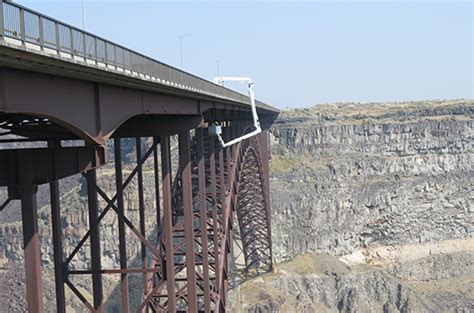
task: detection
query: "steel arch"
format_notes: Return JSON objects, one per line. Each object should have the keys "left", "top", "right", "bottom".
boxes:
{"left": 143, "top": 126, "right": 273, "bottom": 312}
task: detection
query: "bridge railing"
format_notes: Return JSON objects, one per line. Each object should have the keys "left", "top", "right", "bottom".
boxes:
{"left": 0, "top": 0, "right": 263, "bottom": 108}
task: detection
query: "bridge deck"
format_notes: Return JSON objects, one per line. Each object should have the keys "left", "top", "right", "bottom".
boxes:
{"left": 0, "top": 0, "right": 278, "bottom": 114}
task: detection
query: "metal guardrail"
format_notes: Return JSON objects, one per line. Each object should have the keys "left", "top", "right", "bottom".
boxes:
{"left": 0, "top": 0, "right": 270, "bottom": 109}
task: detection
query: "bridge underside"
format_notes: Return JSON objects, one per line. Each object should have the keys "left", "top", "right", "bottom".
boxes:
{"left": 0, "top": 71, "right": 275, "bottom": 312}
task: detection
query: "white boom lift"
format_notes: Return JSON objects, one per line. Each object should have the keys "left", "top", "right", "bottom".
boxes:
{"left": 210, "top": 77, "right": 261, "bottom": 147}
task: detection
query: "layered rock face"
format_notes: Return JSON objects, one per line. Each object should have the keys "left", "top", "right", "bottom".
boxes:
{"left": 269, "top": 100, "right": 473, "bottom": 260}
{"left": 230, "top": 99, "right": 474, "bottom": 312}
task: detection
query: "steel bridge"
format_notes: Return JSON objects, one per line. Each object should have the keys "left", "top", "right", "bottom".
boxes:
{"left": 0, "top": 1, "right": 279, "bottom": 312}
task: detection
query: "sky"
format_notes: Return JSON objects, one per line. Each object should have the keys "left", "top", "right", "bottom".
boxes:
{"left": 16, "top": 0, "right": 473, "bottom": 109}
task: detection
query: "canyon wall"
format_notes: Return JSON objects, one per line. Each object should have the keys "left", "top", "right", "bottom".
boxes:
{"left": 269, "top": 100, "right": 473, "bottom": 261}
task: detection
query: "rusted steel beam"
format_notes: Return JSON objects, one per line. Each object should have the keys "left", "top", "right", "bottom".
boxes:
{"left": 69, "top": 268, "right": 158, "bottom": 274}
{"left": 216, "top": 133, "right": 227, "bottom": 298}
{"left": 160, "top": 136, "right": 177, "bottom": 311}
{"left": 178, "top": 130, "right": 198, "bottom": 312}
{"left": 196, "top": 127, "right": 212, "bottom": 311}
{"left": 224, "top": 125, "right": 232, "bottom": 190}
{"left": 64, "top": 280, "right": 95, "bottom": 311}
{"left": 50, "top": 181, "right": 66, "bottom": 313}
{"left": 94, "top": 188, "right": 161, "bottom": 259}
{"left": 19, "top": 184, "right": 44, "bottom": 313}
{"left": 153, "top": 137, "right": 161, "bottom": 242}
{"left": 114, "top": 116, "right": 203, "bottom": 138}
{"left": 0, "top": 145, "right": 106, "bottom": 186}
{"left": 85, "top": 169, "right": 104, "bottom": 312}
{"left": 114, "top": 138, "right": 130, "bottom": 313}
{"left": 0, "top": 67, "right": 278, "bottom": 144}
{"left": 48, "top": 141, "right": 66, "bottom": 313}
{"left": 136, "top": 137, "right": 148, "bottom": 300}
{"left": 208, "top": 131, "right": 220, "bottom": 300}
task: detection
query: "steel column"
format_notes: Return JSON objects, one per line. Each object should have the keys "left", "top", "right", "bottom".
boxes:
{"left": 136, "top": 137, "right": 148, "bottom": 300}
{"left": 85, "top": 169, "right": 104, "bottom": 312}
{"left": 160, "top": 136, "right": 177, "bottom": 311}
{"left": 216, "top": 132, "right": 226, "bottom": 297}
{"left": 20, "top": 184, "right": 44, "bottom": 313}
{"left": 50, "top": 178, "right": 66, "bottom": 313}
{"left": 178, "top": 131, "right": 198, "bottom": 312}
{"left": 224, "top": 125, "right": 232, "bottom": 190}
{"left": 114, "top": 138, "right": 130, "bottom": 312}
{"left": 208, "top": 132, "right": 220, "bottom": 299}
{"left": 196, "top": 127, "right": 211, "bottom": 311}
{"left": 153, "top": 137, "right": 161, "bottom": 240}
{"left": 48, "top": 141, "right": 66, "bottom": 313}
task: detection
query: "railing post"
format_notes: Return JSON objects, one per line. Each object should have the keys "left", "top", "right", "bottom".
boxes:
{"left": 104, "top": 41, "right": 108, "bottom": 65}
{"left": 113, "top": 44, "right": 117, "bottom": 69}
{"left": 93, "top": 36, "right": 98, "bottom": 64}
{"left": 69, "top": 27, "right": 74, "bottom": 56}
{"left": 38, "top": 15, "right": 44, "bottom": 50}
{"left": 0, "top": 1, "right": 5, "bottom": 41}
{"left": 19, "top": 7, "right": 25, "bottom": 45}
{"left": 82, "top": 32, "right": 86, "bottom": 59}
{"left": 54, "top": 22, "right": 60, "bottom": 54}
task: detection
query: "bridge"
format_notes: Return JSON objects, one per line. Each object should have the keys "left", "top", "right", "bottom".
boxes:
{"left": 0, "top": 1, "right": 279, "bottom": 312}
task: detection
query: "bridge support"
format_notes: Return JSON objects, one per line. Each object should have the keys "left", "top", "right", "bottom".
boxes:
{"left": 18, "top": 184, "right": 44, "bottom": 313}
{"left": 50, "top": 177, "right": 66, "bottom": 313}
{"left": 0, "top": 119, "right": 274, "bottom": 312}
{"left": 85, "top": 169, "right": 104, "bottom": 312}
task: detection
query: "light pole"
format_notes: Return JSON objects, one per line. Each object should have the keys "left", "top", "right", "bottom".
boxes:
{"left": 81, "top": 0, "right": 86, "bottom": 30}
{"left": 173, "top": 34, "right": 191, "bottom": 70}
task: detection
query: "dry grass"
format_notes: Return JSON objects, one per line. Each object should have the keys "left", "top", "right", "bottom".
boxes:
{"left": 276, "top": 252, "right": 350, "bottom": 275}
{"left": 281, "top": 99, "right": 474, "bottom": 125}
{"left": 270, "top": 155, "right": 305, "bottom": 173}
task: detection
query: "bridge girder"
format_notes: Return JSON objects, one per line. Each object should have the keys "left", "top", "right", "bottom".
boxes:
{"left": 0, "top": 67, "right": 277, "bottom": 145}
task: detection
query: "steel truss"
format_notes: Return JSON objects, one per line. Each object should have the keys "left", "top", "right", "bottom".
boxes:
{"left": 0, "top": 123, "right": 272, "bottom": 313}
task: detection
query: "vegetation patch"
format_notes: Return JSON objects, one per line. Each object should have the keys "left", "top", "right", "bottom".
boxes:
{"left": 270, "top": 155, "right": 305, "bottom": 173}
{"left": 276, "top": 252, "right": 350, "bottom": 275}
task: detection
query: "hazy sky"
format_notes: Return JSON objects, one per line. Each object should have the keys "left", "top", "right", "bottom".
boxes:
{"left": 17, "top": 0, "right": 473, "bottom": 108}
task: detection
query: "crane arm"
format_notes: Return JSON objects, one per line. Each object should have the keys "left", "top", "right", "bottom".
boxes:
{"left": 210, "top": 76, "right": 261, "bottom": 147}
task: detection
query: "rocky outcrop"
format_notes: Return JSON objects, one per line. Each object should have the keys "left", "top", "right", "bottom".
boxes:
{"left": 229, "top": 249, "right": 474, "bottom": 312}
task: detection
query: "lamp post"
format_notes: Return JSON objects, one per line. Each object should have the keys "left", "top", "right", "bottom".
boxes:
{"left": 81, "top": 0, "right": 85, "bottom": 30}
{"left": 173, "top": 34, "right": 192, "bottom": 70}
